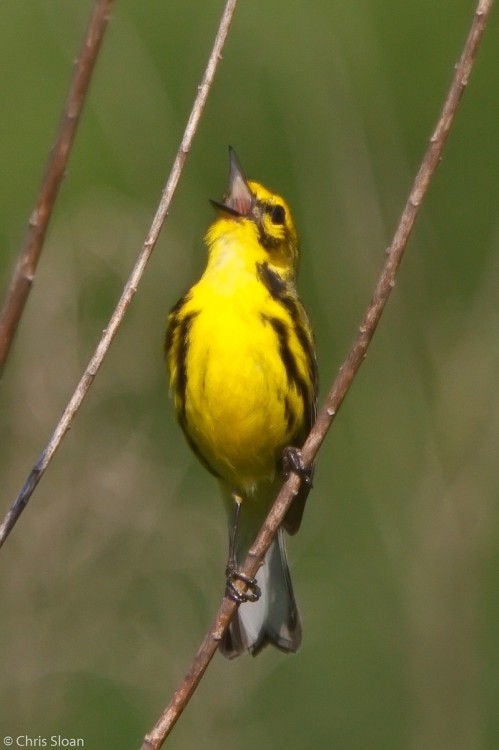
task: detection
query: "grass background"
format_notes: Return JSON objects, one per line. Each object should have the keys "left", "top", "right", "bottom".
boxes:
{"left": 1, "top": 1, "right": 499, "bottom": 748}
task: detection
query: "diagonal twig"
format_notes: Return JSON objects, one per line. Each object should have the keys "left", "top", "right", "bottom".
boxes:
{"left": 139, "top": 1, "right": 495, "bottom": 747}
{"left": 0, "top": 0, "right": 114, "bottom": 377}
{"left": 0, "top": 0, "right": 240, "bottom": 550}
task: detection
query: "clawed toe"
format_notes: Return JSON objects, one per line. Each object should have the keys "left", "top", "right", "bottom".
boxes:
{"left": 283, "top": 446, "right": 313, "bottom": 487}
{"left": 225, "top": 568, "right": 261, "bottom": 603}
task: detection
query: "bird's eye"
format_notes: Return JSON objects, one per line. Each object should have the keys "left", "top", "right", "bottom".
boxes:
{"left": 270, "top": 204, "right": 286, "bottom": 225}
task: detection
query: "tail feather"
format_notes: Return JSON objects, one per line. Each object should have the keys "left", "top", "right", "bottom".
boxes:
{"left": 220, "top": 529, "right": 302, "bottom": 658}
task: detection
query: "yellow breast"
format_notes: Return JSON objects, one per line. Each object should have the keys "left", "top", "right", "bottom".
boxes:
{"left": 183, "top": 262, "right": 293, "bottom": 488}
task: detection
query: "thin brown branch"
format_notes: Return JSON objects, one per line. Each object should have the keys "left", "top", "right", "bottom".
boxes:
{"left": 0, "top": 0, "right": 113, "bottom": 377}
{"left": 0, "top": 0, "right": 240, "bottom": 550}
{"left": 139, "top": 1, "right": 495, "bottom": 747}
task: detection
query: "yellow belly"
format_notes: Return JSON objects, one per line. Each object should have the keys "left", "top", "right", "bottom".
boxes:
{"left": 184, "top": 293, "right": 291, "bottom": 489}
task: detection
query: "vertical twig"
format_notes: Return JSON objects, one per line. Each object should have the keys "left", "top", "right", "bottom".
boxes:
{"left": 139, "top": 1, "right": 494, "bottom": 747}
{"left": 0, "top": 0, "right": 240, "bottom": 549}
{"left": 0, "top": 0, "right": 114, "bottom": 376}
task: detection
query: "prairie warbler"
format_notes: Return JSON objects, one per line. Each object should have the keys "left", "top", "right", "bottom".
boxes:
{"left": 165, "top": 148, "right": 317, "bottom": 657}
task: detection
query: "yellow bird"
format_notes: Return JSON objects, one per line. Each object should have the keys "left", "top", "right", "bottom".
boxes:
{"left": 165, "top": 148, "right": 317, "bottom": 657}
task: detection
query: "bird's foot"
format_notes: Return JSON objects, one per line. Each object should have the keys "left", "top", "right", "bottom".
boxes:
{"left": 283, "top": 446, "right": 313, "bottom": 487}
{"left": 225, "top": 565, "right": 261, "bottom": 604}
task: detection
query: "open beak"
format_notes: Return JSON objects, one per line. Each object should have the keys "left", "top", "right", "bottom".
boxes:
{"left": 210, "top": 147, "right": 254, "bottom": 217}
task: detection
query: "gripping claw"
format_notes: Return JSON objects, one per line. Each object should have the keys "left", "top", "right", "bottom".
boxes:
{"left": 282, "top": 446, "right": 313, "bottom": 487}
{"left": 225, "top": 566, "right": 261, "bottom": 604}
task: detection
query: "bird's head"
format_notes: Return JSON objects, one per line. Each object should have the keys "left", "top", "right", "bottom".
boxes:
{"left": 208, "top": 147, "right": 299, "bottom": 278}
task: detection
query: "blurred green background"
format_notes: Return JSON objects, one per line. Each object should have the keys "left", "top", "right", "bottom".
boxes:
{"left": 1, "top": 1, "right": 499, "bottom": 748}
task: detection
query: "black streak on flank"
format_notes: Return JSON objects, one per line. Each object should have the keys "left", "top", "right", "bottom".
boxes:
{"left": 264, "top": 314, "right": 310, "bottom": 421}
{"left": 258, "top": 262, "right": 318, "bottom": 423}
{"left": 175, "top": 311, "right": 198, "bottom": 420}
{"left": 164, "top": 292, "right": 191, "bottom": 357}
{"left": 169, "top": 308, "right": 221, "bottom": 478}
{"left": 164, "top": 318, "right": 177, "bottom": 360}
{"left": 169, "top": 291, "right": 191, "bottom": 318}
{"left": 290, "top": 312, "right": 317, "bottom": 391}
